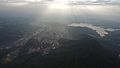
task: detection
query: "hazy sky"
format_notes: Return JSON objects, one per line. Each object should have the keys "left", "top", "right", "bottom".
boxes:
{"left": 0, "top": 0, "right": 119, "bottom": 2}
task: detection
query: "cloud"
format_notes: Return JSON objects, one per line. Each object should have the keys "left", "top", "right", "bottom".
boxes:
{"left": 0, "top": 0, "right": 119, "bottom": 3}
{"left": 68, "top": 23, "right": 119, "bottom": 37}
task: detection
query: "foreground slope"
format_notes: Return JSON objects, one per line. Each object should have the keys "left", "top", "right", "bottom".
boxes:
{"left": 1, "top": 35, "right": 120, "bottom": 68}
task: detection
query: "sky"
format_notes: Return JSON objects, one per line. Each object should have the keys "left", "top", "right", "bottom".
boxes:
{"left": 0, "top": 0, "right": 119, "bottom": 2}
